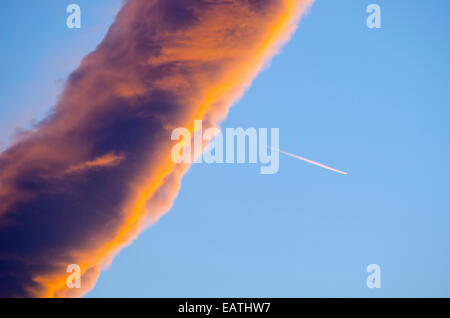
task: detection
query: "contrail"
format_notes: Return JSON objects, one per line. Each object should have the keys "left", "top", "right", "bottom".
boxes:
{"left": 272, "top": 148, "right": 348, "bottom": 175}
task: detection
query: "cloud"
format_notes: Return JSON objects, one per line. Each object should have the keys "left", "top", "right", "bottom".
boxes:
{"left": 0, "top": 0, "right": 313, "bottom": 297}
{"left": 66, "top": 153, "right": 125, "bottom": 174}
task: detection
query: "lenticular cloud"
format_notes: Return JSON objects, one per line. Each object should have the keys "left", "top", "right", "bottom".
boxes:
{"left": 0, "top": 0, "right": 313, "bottom": 297}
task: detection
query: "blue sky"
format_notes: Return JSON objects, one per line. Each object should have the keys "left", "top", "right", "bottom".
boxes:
{"left": 1, "top": 0, "right": 449, "bottom": 297}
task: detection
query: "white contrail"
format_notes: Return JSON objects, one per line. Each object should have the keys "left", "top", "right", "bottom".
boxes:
{"left": 272, "top": 147, "right": 348, "bottom": 175}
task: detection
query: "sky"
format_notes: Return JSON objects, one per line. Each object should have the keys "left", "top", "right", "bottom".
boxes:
{"left": 0, "top": 0, "right": 449, "bottom": 297}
